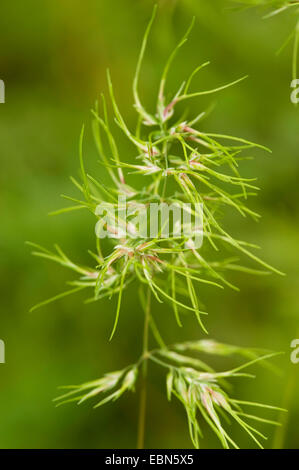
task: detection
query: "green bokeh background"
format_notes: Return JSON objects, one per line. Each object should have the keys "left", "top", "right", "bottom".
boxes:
{"left": 0, "top": 0, "right": 298, "bottom": 448}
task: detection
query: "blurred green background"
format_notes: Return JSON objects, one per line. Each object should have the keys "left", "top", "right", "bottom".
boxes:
{"left": 0, "top": 0, "right": 299, "bottom": 449}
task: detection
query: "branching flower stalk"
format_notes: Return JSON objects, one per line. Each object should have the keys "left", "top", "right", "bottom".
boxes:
{"left": 28, "top": 7, "right": 285, "bottom": 448}
{"left": 231, "top": 0, "right": 299, "bottom": 80}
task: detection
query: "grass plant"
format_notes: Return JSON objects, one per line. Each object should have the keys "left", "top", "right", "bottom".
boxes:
{"left": 28, "top": 6, "right": 285, "bottom": 448}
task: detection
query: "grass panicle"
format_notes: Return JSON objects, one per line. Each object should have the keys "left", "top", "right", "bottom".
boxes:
{"left": 29, "top": 8, "right": 285, "bottom": 448}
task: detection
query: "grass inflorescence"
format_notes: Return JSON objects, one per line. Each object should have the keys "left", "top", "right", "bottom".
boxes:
{"left": 28, "top": 6, "right": 285, "bottom": 448}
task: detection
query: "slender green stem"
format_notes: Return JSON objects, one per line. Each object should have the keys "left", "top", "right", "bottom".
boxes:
{"left": 137, "top": 287, "right": 151, "bottom": 449}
